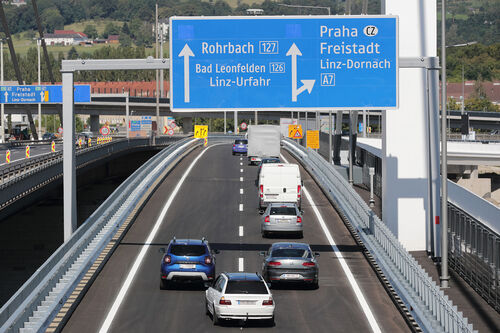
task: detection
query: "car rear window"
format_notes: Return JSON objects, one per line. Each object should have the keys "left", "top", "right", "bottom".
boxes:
{"left": 271, "top": 248, "right": 309, "bottom": 258}
{"left": 263, "top": 159, "right": 280, "bottom": 164}
{"left": 225, "top": 280, "right": 268, "bottom": 294}
{"left": 270, "top": 207, "right": 296, "bottom": 215}
{"left": 234, "top": 140, "right": 247, "bottom": 144}
{"left": 169, "top": 245, "right": 206, "bottom": 256}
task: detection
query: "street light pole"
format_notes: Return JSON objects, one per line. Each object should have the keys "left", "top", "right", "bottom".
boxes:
{"left": 37, "top": 38, "right": 42, "bottom": 139}
{"left": 155, "top": 2, "right": 160, "bottom": 138}
{"left": 440, "top": 0, "right": 450, "bottom": 289}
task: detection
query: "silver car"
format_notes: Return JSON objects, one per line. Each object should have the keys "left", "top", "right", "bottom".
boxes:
{"left": 261, "top": 203, "right": 303, "bottom": 238}
{"left": 261, "top": 242, "right": 319, "bottom": 288}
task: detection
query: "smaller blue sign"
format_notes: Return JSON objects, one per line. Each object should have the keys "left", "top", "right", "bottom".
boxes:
{"left": 0, "top": 85, "right": 90, "bottom": 104}
{"left": 130, "top": 120, "right": 141, "bottom": 131}
{"left": 358, "top": 123, "right": 363, "bottom": 133}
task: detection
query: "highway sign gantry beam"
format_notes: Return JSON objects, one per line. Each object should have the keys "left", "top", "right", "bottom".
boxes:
{"left": 170, "top": 15, "right": 398, "bottom": 111}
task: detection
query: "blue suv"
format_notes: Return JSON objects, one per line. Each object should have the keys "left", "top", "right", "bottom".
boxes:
{"left": 160, "top": 238, "right": 218, "bottom": 289}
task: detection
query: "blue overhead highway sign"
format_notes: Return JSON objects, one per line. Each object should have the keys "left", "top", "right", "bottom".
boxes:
{"left": 0, "top": 85, "right": 91, "bottom": 104}
{"left": 170, "top": 16, "right": 398, "bottom": 111}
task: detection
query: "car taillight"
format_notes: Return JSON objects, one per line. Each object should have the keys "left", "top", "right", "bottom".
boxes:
{"left": 233, "top": 144, "right": 235, "bottom": 147}
{"left": 302, "top": 262, "right": 315, "bottom": 267}
{"left": 164, "top": 255, "right": 171, "bottom": 264}
{"left": 262, "top": 298, "right": 273, "bottom": 306}
{"left": 297, "top": 185, "right": 301, "bottom": 199}
{"left": 297, "top": 217, "right": 302, "bottom": 223}
{"left": 268, "top": 261, "right": 281, "bottom": 266}
{"left": 219, "top": 297, "right": 231, "bottom": 305}
{"left": 264, "top": 216, "right": 270, "bottom": 223}
{"left": 260, "top": 184, "right": 263, "bottom": 198}
{"left": 205, "top": 256, "right": 212, "bottom": 264}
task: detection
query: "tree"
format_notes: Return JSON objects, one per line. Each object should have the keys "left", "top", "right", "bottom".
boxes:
{"left": 83, "top": 24, "right": 98, "bottom": 39}
{"left": 119, "top": 34, "right": 132, "bottom": 47}
{"left": 68, "top": 47, "right": 79, "bottom": 60}
{"left": 121, "top": 22, "right": 130, "bottom": 36}
{"left": 42, "top": 7, "right": 65, "bottom": 32}
{"left": 102, "top": 22, "right": 120, "bottom": 39}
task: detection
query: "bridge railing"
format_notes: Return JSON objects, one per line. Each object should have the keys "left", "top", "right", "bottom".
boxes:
{"left": 0, "top": 136, "right": 201, "bottom": 333}
{"left": 447, "top": 181, "right": 500, "bottom": 312}
{"left": 282, "top": 138, "right": 475, "bottom": 333}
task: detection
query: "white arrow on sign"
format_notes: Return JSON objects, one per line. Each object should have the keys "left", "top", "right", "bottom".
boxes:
{"left": 40, "top": 92, "right": 44, "bottom": 102}
{"left": 179, "top": 44, "right": 194, "bottom": 103}
{"left": 286, "top": 43, "right": 315, "bottom": 102}
{"left": 4, "top": 91, "right": 8, "bottom": 103}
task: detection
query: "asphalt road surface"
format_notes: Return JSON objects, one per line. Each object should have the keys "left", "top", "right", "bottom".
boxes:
{"left": 0, "top": 143, "right": 62, "bottom": 168}
{"left": 63, "top": 143, "right": 409, "bottom": 332}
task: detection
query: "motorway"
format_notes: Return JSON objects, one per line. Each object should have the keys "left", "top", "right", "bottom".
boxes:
{"left": 62, "top": 143, "right": 408, "bottom": 332}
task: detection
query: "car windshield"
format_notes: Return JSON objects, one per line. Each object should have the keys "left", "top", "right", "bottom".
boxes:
{"left": 270, "top": 207, "right": 296, "bottom": 215}
{"left": 169, "top": 245, "right": 206, "bottom": 256}
{"left": 225, "top": 280, "right": 268, "bottom": 294}
{"left": 271, "top": 248, "right": 309, "bottom": 258}
{"left": 234, "top": 140, "right": 247, "bottom": 144}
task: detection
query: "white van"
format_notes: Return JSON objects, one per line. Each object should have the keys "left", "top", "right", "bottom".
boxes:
{"left": 258, "top": 164, "right": 302, "bottom": 210}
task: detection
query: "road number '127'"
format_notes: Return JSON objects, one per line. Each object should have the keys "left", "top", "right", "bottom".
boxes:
{"left": 194, "top": 125, "right": 208, "bottom": 138}
{"left": 259, "top": 41, "right": 278, "bottom": 54}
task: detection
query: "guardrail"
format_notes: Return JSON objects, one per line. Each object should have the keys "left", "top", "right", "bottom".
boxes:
{"left": 0, "top": 136, "right": 201, "bottom": 333}
{"left": 282, "top": 138, "right": 475, "bottom": 333}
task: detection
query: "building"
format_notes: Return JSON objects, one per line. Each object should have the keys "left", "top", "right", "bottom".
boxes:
{"left": 447, "top": 81, "right": 500, "bottom": 106}
{"left": 107, "top": 35, "right": 120, "bottom": 44}
{"left": 45, "top": 30, "right": 88, "bottom": 46}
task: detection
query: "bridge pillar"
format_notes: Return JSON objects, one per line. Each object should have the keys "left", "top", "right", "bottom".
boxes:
{"left": 182, "top": 117, "right": 192, "bottom": 134}
{"left": 382, "top": 0, "right": 437, "bottom": 251}
{"left": 90, "top": 115, "right": 100, "bottom": 134}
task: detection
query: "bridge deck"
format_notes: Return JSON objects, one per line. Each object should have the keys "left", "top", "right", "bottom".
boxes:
{"left": 62, "top": 144, "right": 407, "bottom": 332}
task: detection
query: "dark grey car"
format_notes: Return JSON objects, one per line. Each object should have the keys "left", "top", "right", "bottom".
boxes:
{"left": 261, "top": 242, "right": 319, "bottom": 288}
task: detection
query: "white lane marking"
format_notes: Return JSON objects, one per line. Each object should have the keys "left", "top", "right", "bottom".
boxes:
{"left": 280, "top": 153, "right": 381, "bottom": 333}
{"left": 240, "top": 162, "right": 243, "bottom": 166}
{"left": 99, "top": 145, "right": 212, "bottom": 333}
{"left": 239, "top": 204, "right": 243, "bottom": 211}
{"left": 240, "top": 188, "right": 243, "bottom": 195}
{"left": 240, "top": 177, "right": 243, "bottom": 182}
{"left": 240, "top": 157, "right": 242, "bottom": 160}
{"left": 240, "top": 168, "right": 243, "bottom": 173}
{"left": 238, "top": 258, "right": 244, "bottom": 272}
{"left": 239, "top": 226, "right": 244, "bottom": 237}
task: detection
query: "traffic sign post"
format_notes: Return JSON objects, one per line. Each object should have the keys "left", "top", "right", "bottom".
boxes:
{"left": 170, "top": 16, "right": 398, "bottom": 111}
{"left": 194, "top": 125, "right": 208, "bottom": 138}
{"left": 58, "top": 127, "right": 63, "bottom": 135}
{"left": 288, "top": 124, "right": 303, "bottom": 139}
{"left": 0, "top": 85, "right": 90, "bottom": 103}
{"left": 306, "top": 130, "right": 320, "bottom": 149}
{"left": 100, "top": 126, "right": 110, "bottom": 136}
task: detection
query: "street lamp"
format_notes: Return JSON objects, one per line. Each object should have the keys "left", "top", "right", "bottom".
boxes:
{"left": 37, "top": 38, "right": 42, "bottom": 140}
{"left": 0, "top": 37, "right": 4, "bottom": 143}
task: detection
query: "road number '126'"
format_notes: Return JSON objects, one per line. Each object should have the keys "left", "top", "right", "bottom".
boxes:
{"left": 259, "top": 41, "right": 278, "bottom": 54}
{"left": 194, "top": 125, "right": 208, "bottom": 138}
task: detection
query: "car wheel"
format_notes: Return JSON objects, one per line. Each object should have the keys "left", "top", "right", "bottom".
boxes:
{"left": 160, "top": 279, "right": 168, "bottom": 290}
{"left": 311, "top": 279, "right": 319, "bottom": 290}
{"left": 232, "top": 152, "right": 235, "bottom": 155}
{"left": 212, "top": 304, "right": 219, "bottom": 325}
{"left": 267, "top": 315, "right": 275, "bottom": 327}
{"left": 298, "top": 231, "right": 304, "bottom": 239}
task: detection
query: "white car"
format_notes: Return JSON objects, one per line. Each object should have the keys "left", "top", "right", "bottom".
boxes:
{"left": 205, "top": 272, "right": 275, "bottom": 326}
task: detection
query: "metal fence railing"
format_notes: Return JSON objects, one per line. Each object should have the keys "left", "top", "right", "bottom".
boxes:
{"left": 282, "top": 138, "right": 475, "bottom": 333}
{"left": 448, "top": 203, "right": 500, "bottom": 312}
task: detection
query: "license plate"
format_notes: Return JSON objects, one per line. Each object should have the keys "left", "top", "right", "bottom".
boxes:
{"left": 278, "top": 219, "right": 290, "bottom": 224}
{"left": 238, "top": 300, "right": 256, "bottom": 305}
{"left": 179, "top": 264, "right": 196, "bottom": 269}
{"left": 281, "top": 274, "right": 302, "bottom": 279}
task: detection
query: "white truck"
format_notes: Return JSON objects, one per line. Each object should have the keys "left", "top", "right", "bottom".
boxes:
{"left": 247, "top": 125, "right": 281, "bottom": 165}
{"left": 258, "top": 163, "right": 302, "bottom": 210}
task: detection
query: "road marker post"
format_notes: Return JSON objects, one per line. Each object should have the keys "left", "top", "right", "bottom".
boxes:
{"left": 25, "top": 145, "right": 30, "bottom": 158}
{"left": 6, "top": 150, "right": 10, "bottom": 163}
{"left": 51, "top": 141, "right": 56, "bottom": 152}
